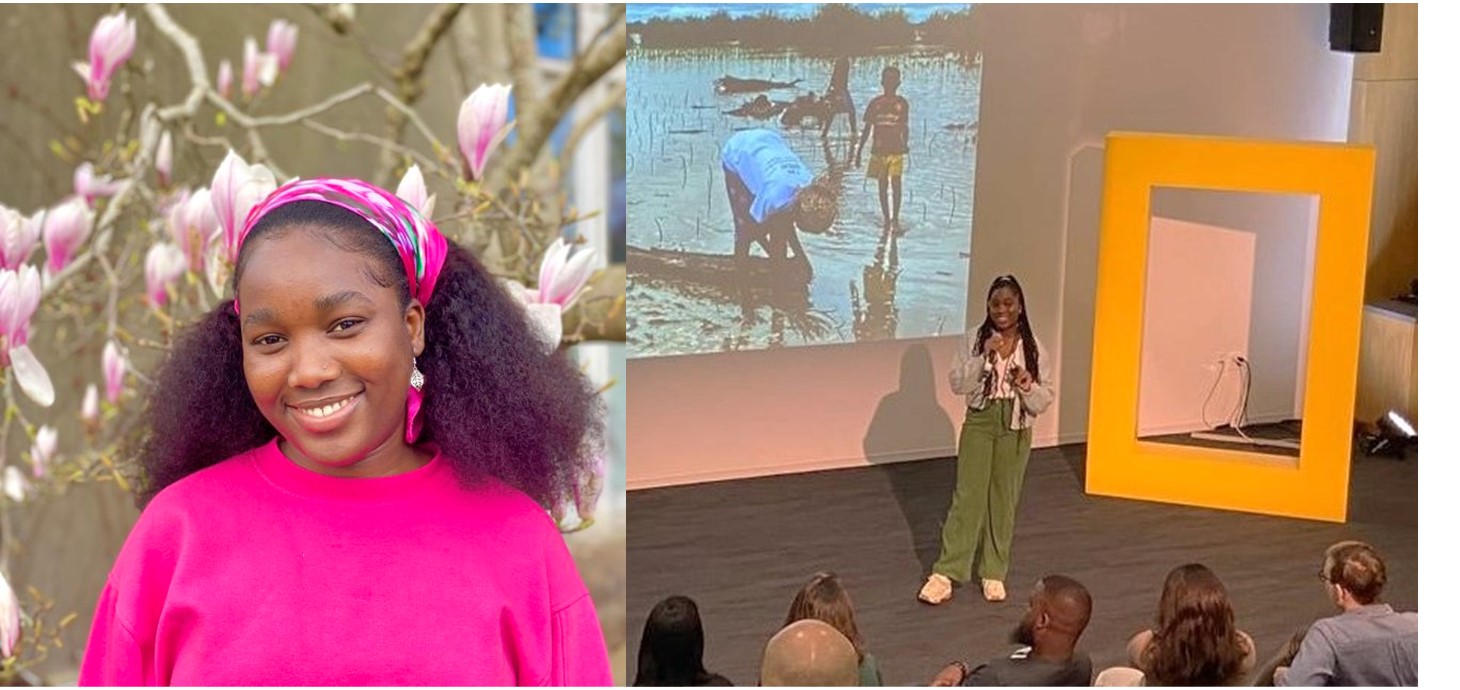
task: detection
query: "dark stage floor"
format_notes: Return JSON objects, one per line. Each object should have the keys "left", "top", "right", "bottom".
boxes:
{"left": 626, "top": 443, "right": 1417, "bottom": 686}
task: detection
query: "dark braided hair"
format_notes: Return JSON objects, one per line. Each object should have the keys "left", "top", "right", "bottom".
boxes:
{"left": 135, "top": 200, "right": 602, "bottom": 509}
{"left": 975, "top": 274, "right": 1040, "bottom": 427}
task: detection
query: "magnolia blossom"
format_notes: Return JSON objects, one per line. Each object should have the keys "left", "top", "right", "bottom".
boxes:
{"left": 74, "top": 162, "right": 124, "bottom": 206}
{"left": 395, "top": 164, "right": 435, "bottom": 220}
{"left": 81, "top": 383, "right": 100, "bottom": 428}
{"left": 156, "top": 130, "right": 174, "bottom": 187}
{"left": 266, "top": 20, "right": 299, "bottom": 72}
{"left": 0, "top": 265, "right": 42, "bottom": 351}
{"left": 103, "top": 340, "right": 127, "bottom": 404}
{"left": 242, "top": 37, "right": 279, "bottom": 100}
{"left": 217, "top": 59, "right": 234, "bottom": 100}
{"left": 42, "top": 197, "right": 93, "bottom": 274}
{"left": 170, "top": 188, "right": 221, "bottom": 273}
{"left": 535, "top": 238, "right": 595, "bottom": 310}
{"left": 0, "top": 570, "right": 17, "bottom": 658}
{"left": 75, "top": 10, "right": 136, "bottom": 102}
{"left": 0, "top": 206, "right": 38, "bottom": 271}
{"left": 499, "top": 240, "right": 596, "bottom": 354}
{"left": 504, "top": 280, "right": 562, "bottom": 355}
{"left": 30, "top": 425, "right": 57, "bottom": 479}
{"left": 210, "top": 151, "right": 277, "bottom": 261}
{"left": 145, "top": 242, "right": 187, "bottom": 308}
{"left": 457, "top": 83, "right": 512, "bottom": 181}
{"left": 2, "top": 467, "right": 25, "bottom": 504}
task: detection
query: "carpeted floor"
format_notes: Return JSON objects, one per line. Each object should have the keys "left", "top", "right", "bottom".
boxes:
{"left": 626, "top": 442, "right": 1417, "bottom": 685}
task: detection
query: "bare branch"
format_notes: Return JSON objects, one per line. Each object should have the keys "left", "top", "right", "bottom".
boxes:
{"left": 371, "top": 87, "right": 450, "bottom": 158}
{"left": 301, "top": 119, "right": 449, "bottom": 178}
{"left": 143, "top": 4, "right": 209, "bottom": 121}
{"left": 209, "top": 83, "right": 373, "bottom": 128}
{"left": 505, "top": 4, "right": 544, "bottom": 111}
{"left": 487, "top": 16, "right": 626, "bottom": 193}
{"left": 395, "top": 3, "right": 465, "bottom": 102}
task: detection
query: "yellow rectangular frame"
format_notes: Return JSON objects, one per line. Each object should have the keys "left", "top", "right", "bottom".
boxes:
{"left": 1086, "top": 132, "right": 1375, "bottom": 522}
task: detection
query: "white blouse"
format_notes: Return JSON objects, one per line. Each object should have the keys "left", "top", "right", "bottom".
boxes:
{"left": 987, "top": 339, "right": 1026, "bottom": 400}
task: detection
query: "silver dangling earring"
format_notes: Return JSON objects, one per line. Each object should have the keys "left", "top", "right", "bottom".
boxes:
{"left": 410, "top": 357, "right": 425, "bottom": 391}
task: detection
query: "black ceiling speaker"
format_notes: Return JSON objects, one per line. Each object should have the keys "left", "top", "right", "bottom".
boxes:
{"left": 1330, "top": 4, "right": 1384, "bottom": 53}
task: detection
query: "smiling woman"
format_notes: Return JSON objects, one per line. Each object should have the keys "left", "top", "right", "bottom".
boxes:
{"left": 76, "top": 179, "right": 610, "bottom": 686}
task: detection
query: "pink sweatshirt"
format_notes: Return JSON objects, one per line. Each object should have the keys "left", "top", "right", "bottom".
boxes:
{"left": 79, "top": 439, "right": 611, "bottom": 686}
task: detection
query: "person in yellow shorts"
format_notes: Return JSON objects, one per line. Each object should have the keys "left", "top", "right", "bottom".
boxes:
{"left": 855, "top": 65, "right": 910, "bottom": 230}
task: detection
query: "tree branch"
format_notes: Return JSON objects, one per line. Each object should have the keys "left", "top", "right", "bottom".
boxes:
{"left": 395, "top": 3, "right": 465, "bottom": 103}
{"left": 505, "top": 4, "right": 544, "bottom": 111}
{"left": 487, "top": 16, "right": 626, "bottom": 193}
{"left": 301, "top": 119, "right": 449, "bottom": 178}
{"left": 209, "top": 83, "right": 372, "bottom": 128}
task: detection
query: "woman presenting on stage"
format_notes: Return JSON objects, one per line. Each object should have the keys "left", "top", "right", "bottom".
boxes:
{"left": 919, "top": 274, "right": 1055, "bottom": 605}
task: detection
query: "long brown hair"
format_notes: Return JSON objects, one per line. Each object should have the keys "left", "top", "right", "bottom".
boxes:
{"left": 1142, "top": 564, "right": 1248, "bottom": 685}
{"left": 783, "top": 572, "right": 866, "bottom": 662}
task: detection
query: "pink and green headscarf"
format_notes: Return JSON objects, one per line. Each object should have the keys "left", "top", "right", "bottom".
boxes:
{"left": 235, "top": 177, "right": 448, "bottom": 443}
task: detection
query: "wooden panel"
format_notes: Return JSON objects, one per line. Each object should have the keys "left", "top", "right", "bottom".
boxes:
{"left": 1353, "top": 3, "right": 1418, "bottom": 82}
{"left": 1355, "top": 306, "right": 1418, "bottom": 425}
{"left": 1348, "top": 79, "right": 1419, "bottom": 302}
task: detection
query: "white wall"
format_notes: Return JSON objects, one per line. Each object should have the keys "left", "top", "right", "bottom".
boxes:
{"left": 629, "top": 4, "right": 1354, "bottom": 489}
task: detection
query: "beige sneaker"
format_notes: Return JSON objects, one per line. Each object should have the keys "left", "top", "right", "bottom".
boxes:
{"left": 981, "top": 579, "right": 1007, "bottom": 602}
{"left": 919, "top": 573, "right": 953, "bottom": 604}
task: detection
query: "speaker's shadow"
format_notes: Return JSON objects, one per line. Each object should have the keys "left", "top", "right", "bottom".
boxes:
{"left": 863, "top": 344, "right": 958, "bottom": 574}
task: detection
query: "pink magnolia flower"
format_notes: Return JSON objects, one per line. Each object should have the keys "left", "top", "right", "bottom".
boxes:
{"left": 0, "top": 265, "right": 41, "bottom": 351}
{"left": 144, "top": 242, "right": 187, "bottom": 308}
{"left": 42, "top": 197, "right": 92, "bottom": 274}
{"left": 169, "top": 188, "right": 221, "bottom": 273}
{"left": 76, "top": 10, "right": 136, "bottom": 102}
{"left": 498, "top": 240, "right": 595, "bottom": 354}
{"left": 30, "top": 425, "right": 57, "bottom": 479}
{"left": 0, "top": 206, "right": 38, "bottom": 271}
{"left": 267, "top": 20, "right": 299, "bottom": 73}
{"left": 218, "top": 59, "right": 234, "bottom": 100}
{"left": 102, "top": 340, "right": 127, "bottom": 404}
{"left": 74, "top": 162, "right": 124, "bottom": 206}
{"left": 457, "top": 83, "right": 512, "bottom": 181}
{"left": 156, "top": 130, "right": 174, "bottom": 187}
{"left": 536, "top": 237, "right": 595, "bottom": 310}
{"left": 241, "top": 37, "right": 279, "bottom": 100}
{"left": 395, "top": 164, "right": 435, "bottom": 220}
{"left": 210, "top": 151, "right": 277, "bottom": 261}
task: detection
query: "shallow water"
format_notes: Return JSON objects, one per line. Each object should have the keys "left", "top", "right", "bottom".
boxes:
{"left": 628, "top": 47, "right": 981, "bottom": 358}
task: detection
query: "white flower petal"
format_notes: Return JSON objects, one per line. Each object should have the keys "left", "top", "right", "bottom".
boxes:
{"left": 10, "top": 344, "right": 54, "bottom": 408}
{"left": 526, "top": 303, "right": 562, "bottom": 355}
{"left": 3, "top": 466, "right": 25, "bottom": 503}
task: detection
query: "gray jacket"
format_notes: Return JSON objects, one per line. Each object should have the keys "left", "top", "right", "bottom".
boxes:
{"left": 949, "top": 329, "right": 1055, "bottom": 430}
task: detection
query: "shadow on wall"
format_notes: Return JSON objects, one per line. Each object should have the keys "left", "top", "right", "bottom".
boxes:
{"left": 862, "top": 344, "right": 956, "bottom": 573}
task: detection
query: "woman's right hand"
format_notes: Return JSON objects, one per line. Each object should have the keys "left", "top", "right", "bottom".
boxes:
{"left": 984, "top": 332, "right": 1004, "bottom": 361}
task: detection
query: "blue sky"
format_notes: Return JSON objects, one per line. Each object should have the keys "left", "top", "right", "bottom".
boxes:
{"left": 627, "top": 3, "right": 973, "bottom": 24}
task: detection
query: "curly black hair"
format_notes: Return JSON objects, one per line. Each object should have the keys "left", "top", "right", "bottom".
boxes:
{"left": 135, "top": 200, "right": 603, "bottom": 509}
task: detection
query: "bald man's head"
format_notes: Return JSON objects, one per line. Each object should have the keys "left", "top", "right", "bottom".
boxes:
{"left": 760, "top": 619, "right": 860, "bottom": 686}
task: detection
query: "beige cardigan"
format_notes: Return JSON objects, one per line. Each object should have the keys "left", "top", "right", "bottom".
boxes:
{"left": 948, "top": 329, "right": 1055, "bottom": 430}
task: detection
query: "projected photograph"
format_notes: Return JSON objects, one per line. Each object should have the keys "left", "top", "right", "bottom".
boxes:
{"left": 627, "top": 3, "right": 981, "bottom": 358}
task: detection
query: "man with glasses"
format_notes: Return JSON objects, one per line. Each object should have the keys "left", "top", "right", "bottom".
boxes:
{"left": 1262, "top": 541, "right": 1417, "bottom": 686}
